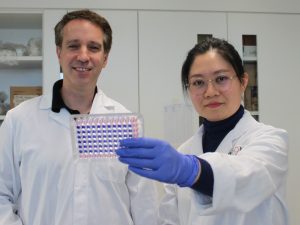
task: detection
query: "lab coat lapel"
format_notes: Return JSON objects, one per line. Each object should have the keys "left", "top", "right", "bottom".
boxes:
{"left": 48, "top": 110, "right": 71, "bottom": 129}
{"left": 39, "top": 94, "right": 71, "bottom": 129}
{"left": 195, "top": 126, "right": 205, "bottom": 155}
{"left": 180, "top": 126, "right": 205, "bottom": 155}
{"left": 216, "top": 111, "right": 257, "bottom": 155}
{"left": 90, "top": 90, "right": 116, "bottom": 114}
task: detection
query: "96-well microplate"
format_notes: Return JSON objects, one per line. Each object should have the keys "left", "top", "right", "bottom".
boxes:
{"left": 70, "top": 113, "right": 143, "bottom": 159}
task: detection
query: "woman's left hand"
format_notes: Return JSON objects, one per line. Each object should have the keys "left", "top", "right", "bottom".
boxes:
{"left": 116, "top": 137, "right": 200, "bottom": 187}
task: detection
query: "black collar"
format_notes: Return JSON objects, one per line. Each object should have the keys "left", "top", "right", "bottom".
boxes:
{"left": 203, "top": 105, "right": 244, "bottom": 132}
{"left": 202, "top": 105, "right": 244, "bottom": 153}
{"left": 51, "top": 79, "right": 97, "bottom": 115}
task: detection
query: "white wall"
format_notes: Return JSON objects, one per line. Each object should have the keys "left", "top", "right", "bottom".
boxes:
{"left": 2, "top": 0, "right": 300, "bottom": 13}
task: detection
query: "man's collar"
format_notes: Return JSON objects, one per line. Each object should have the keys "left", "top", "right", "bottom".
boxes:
{"left": 51, "top": 79, "right": 97, "bottom": 114}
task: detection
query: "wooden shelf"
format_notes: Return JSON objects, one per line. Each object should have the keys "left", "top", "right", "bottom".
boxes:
{"left": 0, "top": 56, "right": 42, "bottom": 69}
{"left": 243, "top": 56, "right": 257, "bottom": 62}
{"left": 250, "top": 111, "right": 259, "bottom": 116}
{"left": 0, "top": 13, "right": 42, "bottom": 29}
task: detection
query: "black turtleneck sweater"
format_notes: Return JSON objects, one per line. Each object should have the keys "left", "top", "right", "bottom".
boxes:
{"left": 191, "top": 105, "right": 244, "bottom": 196}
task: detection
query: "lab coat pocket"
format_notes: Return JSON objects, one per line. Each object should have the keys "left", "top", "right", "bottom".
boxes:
{"left": 91, "top": 158, "right": 127, "bottom": 183}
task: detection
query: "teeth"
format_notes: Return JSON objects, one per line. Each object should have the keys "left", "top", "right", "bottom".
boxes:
{"left": 76, "top": 67, "right": 89, "bottom": 71}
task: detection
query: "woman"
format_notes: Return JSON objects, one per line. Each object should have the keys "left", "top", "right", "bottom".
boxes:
{"left": 116, "top": 37, "right": 289, "bottom": 225}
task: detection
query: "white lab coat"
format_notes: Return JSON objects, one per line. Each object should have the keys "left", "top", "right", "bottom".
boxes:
{"left": 159, "top": 111, "right": 289, "bottom": 225}
{"left": 0, "top": 89, "right": 158, "bottom": 225}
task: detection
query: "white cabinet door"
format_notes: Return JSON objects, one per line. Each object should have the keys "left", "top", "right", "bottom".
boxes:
{"left": 139, "top": 11, "right": 227, "bottom": 143}
{"left": 228, "top": 13, "right": 300, "bottom": 225}
{"left": 96, "top": 10, "right": 139, "bottom": 112}
{"left": 43, "top": 10, "right": 66, "bottom": 97}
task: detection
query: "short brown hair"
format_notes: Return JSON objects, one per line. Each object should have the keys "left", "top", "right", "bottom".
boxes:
{"left": 54, "top": 9, "right": 112, "bottom": 54}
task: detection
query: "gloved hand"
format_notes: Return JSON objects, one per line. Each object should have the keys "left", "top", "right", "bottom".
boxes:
{"left": 116, "top": 137, "right": 200, "bottom": 187}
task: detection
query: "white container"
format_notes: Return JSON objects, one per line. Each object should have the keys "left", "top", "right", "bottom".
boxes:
{"left": 243, "top": 45, "right": 257, "bottom": 57}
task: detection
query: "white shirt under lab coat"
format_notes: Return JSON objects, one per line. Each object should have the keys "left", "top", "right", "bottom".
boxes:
{"left": 159, "top": 111, "right": 289, "bottom": 225}
{"left": 0, "top": 89, "right": 158, "bottom": 225}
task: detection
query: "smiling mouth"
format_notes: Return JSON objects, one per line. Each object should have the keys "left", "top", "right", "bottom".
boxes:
{"left": 73, "top": 67, "right": 91, "bottom": 72}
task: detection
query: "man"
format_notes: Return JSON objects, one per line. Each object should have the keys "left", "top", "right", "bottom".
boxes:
{"left": 0, "top": 9, "right": 157, "bottom": 225}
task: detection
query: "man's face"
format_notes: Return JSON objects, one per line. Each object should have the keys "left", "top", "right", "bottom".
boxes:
{"left": 56, "top": 19, "right": 108, "bottom": 91}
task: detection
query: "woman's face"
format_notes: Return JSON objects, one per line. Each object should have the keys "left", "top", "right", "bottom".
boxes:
{"left": 188, "top": 49, "right": 248, "bottom": 121}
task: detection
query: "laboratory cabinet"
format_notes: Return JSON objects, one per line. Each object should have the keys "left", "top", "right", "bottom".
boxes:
{"left": 227, "top": 13, "right": 300, "bottom": 225}
{"left": 0, "top": 11, "right": 43, "bottom": 120}
{"left": 227, "top": 13, "right": 300, "bottom": 128}
{"left": 138, "top": 11, "right": 228, "bottom": 146}
{"left": 42, "top": 10, "right": 66, "bottom": 98}
{"left": 95, "top": 10, "right": 139, "bottom": 113}
{"left": 138, "top": 11, "right": 264, "bottom": 144}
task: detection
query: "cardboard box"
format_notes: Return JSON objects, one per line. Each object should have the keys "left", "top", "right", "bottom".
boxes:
{"left": 10, "top": 86, "right": 42, "bottom": 108}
